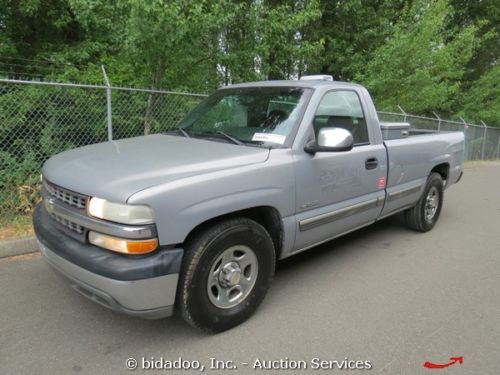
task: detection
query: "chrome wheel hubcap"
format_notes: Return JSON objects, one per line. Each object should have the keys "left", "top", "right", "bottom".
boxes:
{"left": 425, "top": 186, "right": 439, "bottom": 223}
{"left": 207, "top": 245, "right": 258, "bottom": 309}
{"left": 219, "top": 262, "right": 242, "bottom": 287}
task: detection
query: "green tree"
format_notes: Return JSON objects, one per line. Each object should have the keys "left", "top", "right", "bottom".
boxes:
{"left": 303, "top": 0, "right": 406, "bottom": 81}
{"left": 0, "top": 0, "right": 129, "bottom": 82}
{"left": 459, "top": 65, "right": 500, "bottom": 126}
{"left": 448, "top": 0, "right": 499, "bottom": 82}
{"left": 357, "top": 0, "right": 480, "bottom": 115}
{"left": 123, "top": 0, "right": 228, "bottom": 133}
{"left": 253, "top": 0, "right": 323, "bottom": 80}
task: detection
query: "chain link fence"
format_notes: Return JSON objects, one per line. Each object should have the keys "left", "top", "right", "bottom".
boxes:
{"left": 1, "top": 77, "right": 499, "bottom": 234}
{"left": 0, "top": 78, "right": 205, "bottom": 225}
{"left": 378, "top": 109, "right": 500, "bottom": 161}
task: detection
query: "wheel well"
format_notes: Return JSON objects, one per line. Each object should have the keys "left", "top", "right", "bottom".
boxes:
{"left": 431, "top": 163, "right": 449, "bottom": 182}
{"left": 184, "top": 206, "right": 283, "bottom": 258}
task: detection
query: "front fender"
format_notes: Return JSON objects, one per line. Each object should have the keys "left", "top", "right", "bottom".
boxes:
{"left": 127, "top": 149, "right": 295, "bottom": 246}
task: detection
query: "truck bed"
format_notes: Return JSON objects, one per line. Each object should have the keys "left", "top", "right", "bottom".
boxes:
{"left": 380, "top": 131, "right": 464, "bottom": 217}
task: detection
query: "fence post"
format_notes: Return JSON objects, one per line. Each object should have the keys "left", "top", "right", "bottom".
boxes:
{"left": 460, "top": 117, "right": 468, "bottom": 160}
{"left": 480, "top": 121, "right": 487, "bottom": 160}
{"left": 101, "top": 65, "right": 113, "bottom": 141}
{"left": 433, "top": 112, "right": 441, "bottom": 133}
{"left": 397, "top": 105, "right": 407, "bottom": 123}
{"left": 496, "top": 138, "right": 500, "bottom": 160}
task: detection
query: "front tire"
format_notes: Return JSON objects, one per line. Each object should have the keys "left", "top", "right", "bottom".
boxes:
{"left": 178, "top": 218, "right": 276, "bottom": 333}
{"left": 404, "top": 172, "right": 444, "bottom": 232}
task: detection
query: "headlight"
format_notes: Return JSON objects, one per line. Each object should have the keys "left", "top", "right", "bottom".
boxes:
{"left": 88, "top": 197, "right": 155, "bottom": 225}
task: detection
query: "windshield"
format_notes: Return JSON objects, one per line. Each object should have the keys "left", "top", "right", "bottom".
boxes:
{"left": 175, "top": 87, "right": 311, "bottom": 147}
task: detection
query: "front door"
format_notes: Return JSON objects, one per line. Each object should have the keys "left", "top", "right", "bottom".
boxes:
{"left": 293, "top": 89, "right": 387, "bottom": 251}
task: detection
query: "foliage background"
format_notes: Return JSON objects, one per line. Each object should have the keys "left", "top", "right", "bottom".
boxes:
{"left": 1, "top": 0, "right": 498, "bottom": 120}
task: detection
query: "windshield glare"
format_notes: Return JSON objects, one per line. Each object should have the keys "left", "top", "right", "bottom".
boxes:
{"left": 177, "top": 87, "right": 310, "bottom": 147}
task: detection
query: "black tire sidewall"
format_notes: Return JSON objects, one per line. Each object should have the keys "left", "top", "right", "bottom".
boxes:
{"left": 419, "top": 174, "right": 444, "bottom": 231}
{"left": 182, "top": 221, "right": 275, "bottom": 332}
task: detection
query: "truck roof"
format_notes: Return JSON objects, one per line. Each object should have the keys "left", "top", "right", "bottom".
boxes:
{"left": 221, "top": 80, "right": 364, "bottom": 90}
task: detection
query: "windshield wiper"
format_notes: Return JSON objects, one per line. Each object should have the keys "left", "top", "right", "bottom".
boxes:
{"left": 176, "top": 127, "right": 190, "bottom": 138}
{"left": 215, "top": 131, "right": 244, "bottom": 145}
{"left": 163, "top": 128, "right": 190, "bottom": 138}
{"left": 192, "top": 131, "right": 261, "bottom": 147}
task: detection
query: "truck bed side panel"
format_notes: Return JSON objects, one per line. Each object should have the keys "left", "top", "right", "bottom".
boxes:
{"left": 380, "top": 132, "right": 464, "bottom": 217}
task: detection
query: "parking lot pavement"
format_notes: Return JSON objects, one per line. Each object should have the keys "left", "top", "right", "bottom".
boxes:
{"left": 1, "top": 163, "right": 499, "bottom": 375}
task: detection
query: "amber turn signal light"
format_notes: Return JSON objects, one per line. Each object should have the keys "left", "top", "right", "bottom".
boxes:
{"left": 88, "top": 231, "right": 158, "bottom": 255}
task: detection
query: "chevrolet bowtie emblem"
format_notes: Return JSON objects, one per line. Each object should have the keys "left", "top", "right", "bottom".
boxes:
{"left": 44, "top": 197, "right": 55, "bottom": 214}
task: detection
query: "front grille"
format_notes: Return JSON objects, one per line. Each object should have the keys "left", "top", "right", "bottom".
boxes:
{"left": 52, "top": 214, "right": 85, "bottom": 235}
{"left": 42, "top": 178, "right": 89, "bottom": 241}
{"left": 43, "top": 179, "right": 88, "bottom": 210}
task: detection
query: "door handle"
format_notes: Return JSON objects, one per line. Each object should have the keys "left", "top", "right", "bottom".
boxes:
{"left": 365, "top": 157, "right": 378, "bottom": 170}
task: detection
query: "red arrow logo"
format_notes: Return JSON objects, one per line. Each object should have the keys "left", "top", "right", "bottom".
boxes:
{"left": 424, "top": 356, "right": 463, "bottom": 369}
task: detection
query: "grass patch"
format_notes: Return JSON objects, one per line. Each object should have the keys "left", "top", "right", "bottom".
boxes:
{"left": 0, "top": 215, "right": 34, "bottom": 241}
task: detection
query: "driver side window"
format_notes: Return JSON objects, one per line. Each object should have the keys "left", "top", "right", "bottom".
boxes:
{"left": 313, "top": 90, "right": 369, "bottom": 145}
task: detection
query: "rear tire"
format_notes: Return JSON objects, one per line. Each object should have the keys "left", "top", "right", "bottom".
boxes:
{"left": 178, "top": 218, "right": 275, "bottom": 333}
{"left": 404, "top": 172, "right": 444, "bottom": 232}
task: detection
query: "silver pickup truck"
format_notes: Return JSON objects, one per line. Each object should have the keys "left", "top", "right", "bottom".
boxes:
{"left": 34, "top": 77, "right": 464, "bottom": 332}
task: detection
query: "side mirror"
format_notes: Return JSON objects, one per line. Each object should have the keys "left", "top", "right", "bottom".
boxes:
{"left": 304, "top": 127, "right": 354, "bottom": 153}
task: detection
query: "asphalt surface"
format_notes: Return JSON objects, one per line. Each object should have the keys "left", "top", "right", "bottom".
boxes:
{"left": 1, "top": 163, "right": 499, "bottom": 375}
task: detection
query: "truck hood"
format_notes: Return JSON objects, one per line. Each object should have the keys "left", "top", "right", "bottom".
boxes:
{"left": 42, "top": 134, "right": 270, "bottom": 202}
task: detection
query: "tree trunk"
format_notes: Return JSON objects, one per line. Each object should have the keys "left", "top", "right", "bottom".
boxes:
{"left": 144, "top": 58, "right": 165, "bottom": 135}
